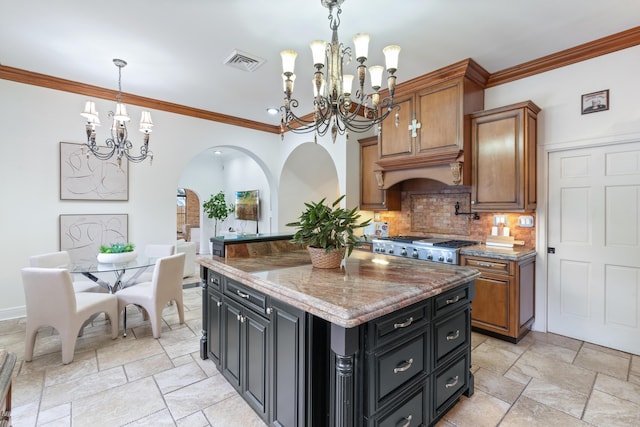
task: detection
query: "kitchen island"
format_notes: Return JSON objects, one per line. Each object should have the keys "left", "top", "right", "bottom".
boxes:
{"left": 198, "top": 250, "right": 480, "bottom": 426}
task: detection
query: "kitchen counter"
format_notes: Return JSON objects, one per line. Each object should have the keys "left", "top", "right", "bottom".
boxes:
{"left": 210, "top": 232, "right": 293, "bottom": 243}
{"left": 460, "top": 244, "right": 536, "bottom": 262}
{"left": 197, "top": 249, "right": 480, "bottom": 328}
{"left": 209, "top": 232, "right": 298, "bottom": 258}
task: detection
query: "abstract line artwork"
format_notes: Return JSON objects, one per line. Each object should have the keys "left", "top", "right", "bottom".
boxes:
{"left": 59, "top": 214, "right": 128, "bottom": 262}
{"left": 60, "top": 141, "right": 128, "bottom": 200}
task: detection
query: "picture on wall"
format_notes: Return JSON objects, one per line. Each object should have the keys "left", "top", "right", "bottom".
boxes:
{"left": 581, "top": 89, "right": 609, "bottom": 114}
{"left": 235, "top": 190, "right": 259, "bottom": 221}
{"left": 59, "top": 214, "right": 128, "bottom": 262}
{"left": 60, "top": 141, "right": 129, "bottom": 200}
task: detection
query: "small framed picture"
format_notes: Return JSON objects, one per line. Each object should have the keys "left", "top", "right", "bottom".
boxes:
{"left": 581, "top": 89, "right": 609, "bottom": 114}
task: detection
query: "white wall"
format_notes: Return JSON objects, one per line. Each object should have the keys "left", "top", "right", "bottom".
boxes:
{"left": 484, "top": 44, "right": 640, "bottom": 333}
{"left": 0, "top": 80, "right": 350, "bottom": 318}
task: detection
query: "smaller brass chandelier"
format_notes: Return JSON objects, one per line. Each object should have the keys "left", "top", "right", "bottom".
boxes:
{"left": 81, "top": 59, "right": 153, "bottom": 166}
{"left": 279, "top": 0, "right": 401, "bottom": 142}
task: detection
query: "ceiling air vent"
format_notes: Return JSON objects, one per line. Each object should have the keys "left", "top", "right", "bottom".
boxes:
{"left": 223, "top": 49, "right": 266, "bottom": 72}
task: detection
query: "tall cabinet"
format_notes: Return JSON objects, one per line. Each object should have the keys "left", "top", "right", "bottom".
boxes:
{"left": 358, "top": 136, "right": 400, "bottom": 211}
{"left": 470, "top": 101, "right": 540, "bottom": 212}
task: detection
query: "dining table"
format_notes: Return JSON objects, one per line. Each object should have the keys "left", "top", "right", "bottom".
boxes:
{"left": 69, "top": 258, "right": 157, "bottom": 294}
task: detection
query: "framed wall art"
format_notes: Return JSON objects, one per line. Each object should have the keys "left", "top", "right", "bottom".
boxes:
{"left": 59, "top": 141, "right": 129, "bottom": 200}
{"left": 59, "top": 214, "right": 128, "bottom": 262}
{"left": 581, "top": 89, "right": 609, "bottom": 114}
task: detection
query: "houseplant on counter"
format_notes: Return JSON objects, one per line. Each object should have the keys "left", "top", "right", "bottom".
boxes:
{"left": 286, "top": 195, "right": 371, "bottom": 269}
{"left": 203, "top": 190, "right": 235, "bottom": 237}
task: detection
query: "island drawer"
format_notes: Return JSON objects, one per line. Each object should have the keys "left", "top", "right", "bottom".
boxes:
{"left": 433, "top": 353, "right": 469, "bottom": 419}
{"left": 367, "top": 382, "right": 426, "bottom": 427}
{"left": 433, "top": 308, "right": 469, "bottom": 368}
{"left": 206, "top": 269, "right": 223, "bottom": 291}
{"left": 367, "top": 331, "right": 428, "bottom": 413}
{"left": 434, "top": 284, "right": 471, "bottom": 318}
{"left": 367, "top": 301, "right": 430, "bottom": 349}
{"left": 224, "top": 278, "right": 269, "bottom": 316}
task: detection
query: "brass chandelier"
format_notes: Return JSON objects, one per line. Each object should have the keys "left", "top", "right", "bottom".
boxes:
{"left": 279, "top": 0, "right": 401, "bottom": 142}
{"left": 80, "top": 59, "right": 153, "bottom": 166}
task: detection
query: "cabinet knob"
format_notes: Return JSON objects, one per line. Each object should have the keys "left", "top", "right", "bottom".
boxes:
{"left": 266, "top": 307, "right": 272, "bottom": 315}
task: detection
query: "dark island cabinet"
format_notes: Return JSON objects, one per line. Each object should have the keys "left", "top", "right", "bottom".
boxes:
{"left": 202, "top": 267, "right": 474, "bottom": 426}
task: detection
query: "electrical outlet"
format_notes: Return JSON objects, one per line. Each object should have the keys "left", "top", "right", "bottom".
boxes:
{"left": 518, "top": 215, "right": 534, "bottom": 227}
{"left": 493, "top": 215, "right": 506, "bottom": 226}
{"left": 374, "top": 213, "right": 381, "bottom": 221}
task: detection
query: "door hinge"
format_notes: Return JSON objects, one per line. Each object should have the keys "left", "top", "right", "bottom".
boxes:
{"left": 547, "top": 247, "right": 555, "bottom": 254}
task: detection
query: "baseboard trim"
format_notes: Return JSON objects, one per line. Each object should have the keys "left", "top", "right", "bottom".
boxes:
{"left": 0, "top": 305, "right": 26, "bottom": 321}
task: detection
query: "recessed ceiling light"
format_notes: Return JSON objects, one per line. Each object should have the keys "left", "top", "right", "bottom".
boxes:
{"left": 266, "top": 107, "right": 279, "bottom": 115}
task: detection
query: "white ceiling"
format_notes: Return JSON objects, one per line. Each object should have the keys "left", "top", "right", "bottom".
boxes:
{"left": 1, "top": 0, "right": 639, "bottom": 127}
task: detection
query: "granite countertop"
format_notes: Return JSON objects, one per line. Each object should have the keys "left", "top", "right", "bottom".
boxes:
{"left": 197, "top": 250, "right": 480, "bottom": 328}
{"left": 460, "top": 244, "right": 537, "bottom": 261}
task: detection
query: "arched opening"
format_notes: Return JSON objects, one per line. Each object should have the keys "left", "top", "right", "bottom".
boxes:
{"left": 177, "top": 188, "right": 201, "bottom": 250}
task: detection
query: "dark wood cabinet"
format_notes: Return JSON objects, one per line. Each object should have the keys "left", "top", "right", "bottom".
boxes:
{"left": 460, "top": 254, "right": 535, "bottom": 342}
{"left": 470, "top": 101, "right": 540, "bottom": 212}
{"left": 375, "top": 59, "right": 487, "bottom": 186}
{"left": 359, "top": 136, "right": 400, "bottom": 211}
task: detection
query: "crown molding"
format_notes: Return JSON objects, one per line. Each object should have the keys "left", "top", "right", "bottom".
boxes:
{"left": 0, "top": 65, "right": 281, "bottom": 134}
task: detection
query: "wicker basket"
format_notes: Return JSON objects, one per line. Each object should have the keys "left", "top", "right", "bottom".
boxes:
{"left": 307, "top": 246, "right": 345, "bottom": 269}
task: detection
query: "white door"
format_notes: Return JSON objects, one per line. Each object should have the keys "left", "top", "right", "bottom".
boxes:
{"left": 548, "top": 141, "right": 640, "bottom": 355}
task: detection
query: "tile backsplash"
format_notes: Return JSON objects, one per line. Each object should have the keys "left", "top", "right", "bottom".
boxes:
{"left": 374, "top": 188, "right": 536, "bottom": 248}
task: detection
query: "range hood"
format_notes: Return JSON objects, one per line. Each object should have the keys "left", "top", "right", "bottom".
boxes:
{"left": 374, "top": 161, "right": 464, "bottom": 189}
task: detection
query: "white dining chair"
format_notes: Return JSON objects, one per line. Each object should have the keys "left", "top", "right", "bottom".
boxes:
{"left": 116, "top": 252, "right": 185, "bottom": 338}
{"left": 29, "top": 251, "right": 104, "bottom": 293}
{"left": 122, "top": 244, "right": 176, "bottom": 286}
{"left": 21, "top": 267, "right": 119, "bottom": 364}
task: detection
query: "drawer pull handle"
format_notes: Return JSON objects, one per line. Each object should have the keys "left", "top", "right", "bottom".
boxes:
{"left": 445, "top": 375, "right": 459, "bottom": 388}
{"left": 397, "top": 414, "right": 413, "bottom": 427}
{"left": 236, "top": 290, "right": 250, "bottom": 299}
{"left": 446, "top": 330, "right": 460, "bottom": 341}
{"left": 394, "top": 317, "right": 414, "bottom": 329}
{"left": 478, "top": 262, "right": 492, "bottom": 268}
{"left": 217, "top": 301, "right": 222, "bottom": 307}
{"left": 445, "top": 295, "right": 460, "bottom": 304}
{"left": 211, "top": 277, "right": 219, "bottom": 284}
{"left": 393, "top": 358, "right": 414, "bottom": 374}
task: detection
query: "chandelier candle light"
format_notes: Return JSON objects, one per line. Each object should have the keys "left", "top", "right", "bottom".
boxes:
{"left": 81, "top": 59, "right": 153, "bottom": 166}
{"left": 279, "top": 0, "right": 401, "bottom": 142}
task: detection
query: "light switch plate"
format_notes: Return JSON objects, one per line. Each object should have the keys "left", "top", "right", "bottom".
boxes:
{"left": 493, "top": 215, "right": 506, "bottom": 226}
{"left": 518, "top": 215, "right": 534, "bottom": 227}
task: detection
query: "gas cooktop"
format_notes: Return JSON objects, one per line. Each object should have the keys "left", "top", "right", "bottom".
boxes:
{"left": 371, "top": 236, "right": 477, "bottom": 264}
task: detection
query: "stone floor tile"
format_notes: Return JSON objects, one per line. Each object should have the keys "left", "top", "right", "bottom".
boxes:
{"left": 471, "top": 341, "right": 520, "bottom": 375}
{"left": 10, "top": 402, "right": 39, "bottom": 427}
{"left": 522, "top": 377, "right": 588, "bottom": 418}
{"left": 39, "top": 415, "right": 71, "bottom": 426}
{"left": 527, "top": 340, "right": 578, "bottom": 364}
{"left": 72, "top": 376, "right": 166, "bottom": 426}
{"left": 471, "top": 331, "right": 489, "bottom": 350}
{"left": 165, "top": 375, "right": 236, "bottom": 420}
{"left": 500, "top": 396, "right": 591, "bottom": 426}
{"left": 37, "top": 402, "right": 70, "bottom": 425}
{"left": 202, "top": 394, "right": 267, "bottom": 427}
{"left": 12, "top": 369, "right": 44, "bottom": 407}
{"left": 440, "top": 389, "right": 510, "bottom": 427}
{"left": 176, "top": 410, "right": 210, "bottom": 427}
{"left": 96, "top": 336, "right": 164, "bottom": 370}
{"left": 593, "top": 373, "right": 640, "bottom": 406}
{"left": 484, "top": 336, "right": 531, "bottom": 355}
{"left": 583, "top": 389, "right": 640, "bottom": 427}
{"left": 573, "top": 345, "right": 630, "bottom": 380}
{"left": 43, "top": 353, "right": 98, "bottom": 387}
{"left": 582, "top": 341, "right": 632, "bottom": 359}
{"left": 474, "top": 367, "right": 526, "bottom": 404}
{"left": 154, "top": 361, "right": 207, "bottom": 394}
{"left": 127, "top": 408, "right": 176, "bottom": 426}
{"left": 124, "top": 352, "right": 174, "bottom": 381}
{"left": 527, "top": 331, "right": 583, "bottom": 352}
{"left": 191, "top": 351, "right": 217, "bottom": 377}
{"left": 162, "top": 335, "right": 201, "bottom": 360}
{"left": 509, "top": 351, "right": 596, "bottom": 395}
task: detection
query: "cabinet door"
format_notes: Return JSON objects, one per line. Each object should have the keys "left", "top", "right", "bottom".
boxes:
{"left": 207, "top": 288, "right": 222, "bottom": 365}
{"left": 222, "top": 298, "right": 242, "bottom": 389}
{"left": 416, "top": 80, "right": 462, "bottom": 158}
{"left": 378, "top": 94, "right": 414, "bottom": 161}
{"left": 471, "top": 274, "right": 512, "bottom": 335}
{"left": 243, "top": 309, "right": 269, "bottom": 419}
{"left": 270, "top": 299, "right": 306, "bottom": 427}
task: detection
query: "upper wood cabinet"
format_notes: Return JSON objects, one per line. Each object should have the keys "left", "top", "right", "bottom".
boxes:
{"left": 375, "top": 59, "right": 488, "bottom": 186}
{"left": 470, "top": 101, "right": 540, "bottom": 212}
{"left": 359, "top": 136, "right": 400, "bottom": 211}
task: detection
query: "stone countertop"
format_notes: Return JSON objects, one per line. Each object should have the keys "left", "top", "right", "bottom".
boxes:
{"left": 197, "top": 250, "right": 480, "bottom": 329}
{"left": 460, "top": 244, "right": 537, "bottom": 261}
{"left": 210, "top": 232, "right": 293, "bottom": 243}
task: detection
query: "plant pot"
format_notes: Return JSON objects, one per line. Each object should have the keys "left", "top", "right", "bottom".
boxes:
{"left": 97, "top": 251, "right": 137, "bottom": 264}
{"left": 307, "top": 246, "right": 345, "bottom": 269}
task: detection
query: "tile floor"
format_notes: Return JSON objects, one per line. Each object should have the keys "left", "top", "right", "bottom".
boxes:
{"left": 1, "top": 284, "right": 639, "bottom": 426}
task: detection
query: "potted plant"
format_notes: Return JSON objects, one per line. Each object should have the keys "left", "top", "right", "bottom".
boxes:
{"left": 203, "top": 190, "right": 235, "bottom": 236}
{"left": 97, "top": 242, "right": 136, "bottom": 263}
{"left": 286, "top": 195, "right": 371, "bottom": 269}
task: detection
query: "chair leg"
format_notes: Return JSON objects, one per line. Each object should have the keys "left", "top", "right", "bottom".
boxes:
{"left": 176, "top": 300, "right": 185, "bottom": 325}
{"left": 24, "top": 326, "right": 37, "bottom": 362}
{"left": 150, "top": 305, "right": 162, "bottom": 339}
{"left": 61, "top": 329, "right": 80, "bottom": 365}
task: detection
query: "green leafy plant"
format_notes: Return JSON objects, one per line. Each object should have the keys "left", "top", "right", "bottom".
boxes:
{"left": 99, "top": 242, "right": 135, "bottom": 253}
{"left": 286, "top": 195, "right": 371, "bottom": 257}
{"left": 203, "top": 190, "right": 235, "bottom": 236}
